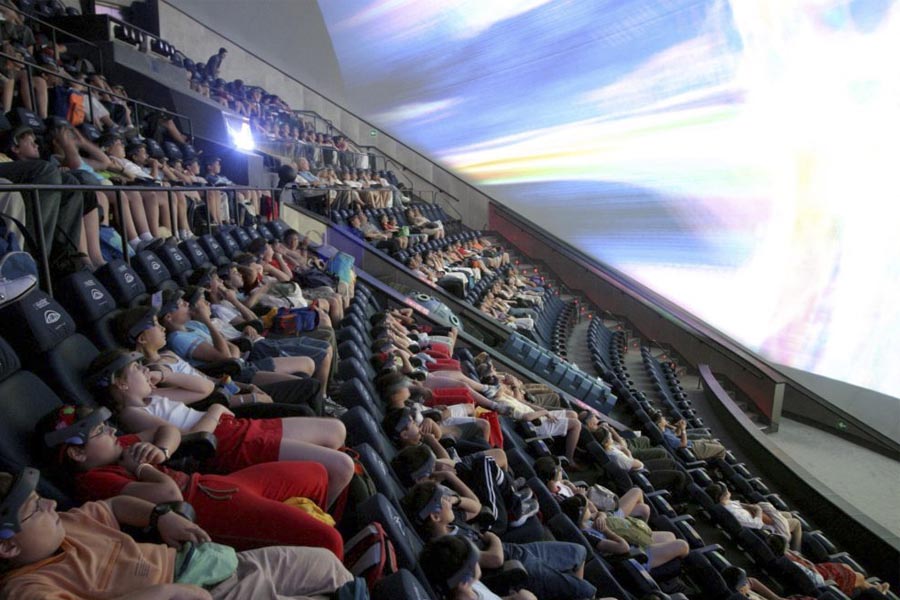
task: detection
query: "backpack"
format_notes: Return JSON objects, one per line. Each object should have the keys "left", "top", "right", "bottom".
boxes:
{"left": 343, "top": 447, "right": 377, "bottom": 502}
{"left": 587, "top": 484, "right": 619, "bottom": 512}
{"left": 343, "top": 522, "right": 398, "bottom": 590}
{"left": 67, "top": 90, "right": 86, "bottom": 126}
{"left": 326, "top": 251, "right": 355, "bottom": 285}
{"left": 272, "top": 306, "right": 320, "bottom": 334}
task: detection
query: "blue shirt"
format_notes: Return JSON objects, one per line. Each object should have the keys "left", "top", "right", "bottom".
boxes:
{"left": 167, "top": 320, "right": 213, "bottom": 366}
{"left": 662, "top": 428, "right": 689, "bottom": 450}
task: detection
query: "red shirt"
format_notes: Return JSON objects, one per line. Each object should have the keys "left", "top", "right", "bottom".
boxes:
{"left": 73, "top": 434, "right": 197, "bottom": 501}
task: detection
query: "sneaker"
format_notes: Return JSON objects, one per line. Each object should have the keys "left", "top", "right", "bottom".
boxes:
{"left": 509, "top": 497, "right": 539, "bottom": 528}
{"left": 512, "top": 476, "right": 528, "bottom": 490}
{"left": 515, "top": 487, "right": 534, "bottom": 502}
{"left": 322, "top": 396, "right": 347, "bottom": 418}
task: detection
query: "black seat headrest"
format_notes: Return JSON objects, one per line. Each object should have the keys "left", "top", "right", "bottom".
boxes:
{"left": 56, "top": 271, "right": 118, "bottom": 324}
{"left": 132, "top": 251, "right": 173, "bottom": 288}
{"left": 0, "top": 289, "right": 77, "bottom": 355}
{"left": 95, "top": 259, "right": 148, "bottom": 306}
{"left": 0, "top": 336, "right": 22, "bottom": 382}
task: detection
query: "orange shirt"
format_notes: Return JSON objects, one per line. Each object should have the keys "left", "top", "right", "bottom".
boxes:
{"left": 0, "top": 501, "right": 175, "bottom": 600}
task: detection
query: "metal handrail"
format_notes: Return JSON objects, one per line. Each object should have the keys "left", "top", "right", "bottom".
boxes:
{"left": 0, "top": 182, "right": 282, "bottom": 296}
{"left": 2, "top": 2, "right": 105, "bottom": 72}
{"left": 0, "top": 50, "right": 193, "bottom": 139}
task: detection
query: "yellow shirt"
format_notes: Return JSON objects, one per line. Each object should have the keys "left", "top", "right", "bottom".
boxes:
{"left": 0, "top": 501, "right": 175, "bottom": 599}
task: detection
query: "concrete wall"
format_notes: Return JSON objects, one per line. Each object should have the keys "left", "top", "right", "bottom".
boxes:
{"left": 157, "top": 0, "right": 491, "bottom": 228}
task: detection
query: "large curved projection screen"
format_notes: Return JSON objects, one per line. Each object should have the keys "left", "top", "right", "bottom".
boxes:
{"left": 320, "top": 0, "right": 900, "bottom": 400}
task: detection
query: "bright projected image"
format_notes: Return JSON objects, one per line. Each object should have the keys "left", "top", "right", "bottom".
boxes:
{"left": 320, "top": 0, "right": 900, "bottom": 400}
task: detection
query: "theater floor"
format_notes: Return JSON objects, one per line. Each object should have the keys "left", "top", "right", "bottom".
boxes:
{"left": 766, "top": 417, "right": 900, "bottom": 540}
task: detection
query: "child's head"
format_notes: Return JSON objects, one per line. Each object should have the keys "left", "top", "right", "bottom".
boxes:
{"left": 420, "top": 535, "right": 481, "bottom": 599}
{"left": 383, "top": 407, "right": 421, "bottom": 447}
{"left": 560, "top": 494, "right": 593, "bottom": 528}
{"left": 534, "top": 456, "right": 563, "bottom": 490}
{"left": 114, "top": 306, "right": 165, "bottom": 352}
{"left": 402, "top": 480, "right": 455, "bottom": 538}
{"left": 392, "top": 445, "right": 436, "bottom": 487}
{"left": 154, "top": 289, "right": 190, "bottom": 329}
{"left": 36, "top": 405, "right": 121, "bottom": 471}
{"left": 705, "top": 482, "right": 730, "bottom": 505}
{"left": 87, "top": 349, "right": 151, "bottom": 409}
{"left": 595, "top": 426, "right": 612, "bottom": 449}
{"left": 579, "top": 411, "right": 601, "bottom": 431}
{"left": 722, "top": 566, "right": 751, "bottom": 595}
{"left": 0, "top": 469, "right": 65, "bottom": 569}
{"left": 377, "top": 371, "right": 411, "bottom": 408}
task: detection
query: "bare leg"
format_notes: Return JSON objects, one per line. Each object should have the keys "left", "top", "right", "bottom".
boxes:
{"left": 279, "top": 417, "right": 353, "bottom": 507}
{"left": 81, "top": 209, "right": 105, "bottom": 268}
{"left": 617, "top": 487, "right": 650, "bottom": 521}
{"left": 143, "top": 192, "right": 160, "bottom": 237}
{"left": 270, "top": 355, "right": 315, "bottom": 376}
{"left": 157, "top": 191, "right": 173, "bottom": 234}
{"left": 1, "top": 77, "right": 14, "bottom": 113}
{"left": 646, "top": 539, "right": 689, "bottom": 569}
{"left": 564, "top": 417, "right": 581, "bottom": 463}
{"left": 126, "top": 191, "right": 150, "bottom": 238}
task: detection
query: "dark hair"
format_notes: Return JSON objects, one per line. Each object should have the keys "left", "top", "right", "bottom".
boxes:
{"left": 401, "top": 480, "right": 440, "bottom": 532}
{"left": 596, "top": 427, "right": 611, "bottom": 447}
{"left": 33, "top": 405, "right": 100, "bottom": 469}
{"left": 420, "top": 535, "right": 475, "bottom": 598}
{"left": 113, "top": 306, "right": 155, "bottom": 348}
{"left": 705, "top": 482, "right": 728, "bottom": 504}
{"left": 246, "top": 238, "right": 267, "bottom": 256}
{"left": 560, "top": 494, "right": 588, "bottom": 525}
{"left": 392, "top": 444, "right": 433, "bottom": 488}
{"left": 382, "top": 407, "right": 414, "bottom": 445}
{"left": 87, "top": 348, "right": 137, "bottom": 405}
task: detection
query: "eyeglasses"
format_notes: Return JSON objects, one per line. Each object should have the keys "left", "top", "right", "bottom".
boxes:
{"left": 20, "top": 496, "right": 51, "bottom": 525}
{"left": 88, "top": 422, "right": 116, "bottom": 440}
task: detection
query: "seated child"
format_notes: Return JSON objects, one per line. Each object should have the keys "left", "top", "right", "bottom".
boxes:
{"left": 560, "top": 494, "right": 689, "bottom": 569}
{"left": 706, "top": 483, "right": 802, "bottom": 551}
{"left": 86, "top": 348, "right": 353, "bottom": 508}
{"left": 392, "top": 444, "right": 538, "bottom": 537}
{"left": 533, "top": 456, "right": 650, "bottom": 520}
{"left": 0, "top": 467, "right": 354, "bottom": 599}
{"left": 403, "top": 480, "right": 597, "bottom": 600}
{"left": 420, "top": 535, "right": 538, "bottom": 600}
{"left": 37, "top": 404, "right": 343, "bottom": 557}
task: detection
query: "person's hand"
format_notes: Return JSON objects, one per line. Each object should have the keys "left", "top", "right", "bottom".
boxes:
{"left": 156, "top": 510, "right": 212, "bottom": 548}
{"left": 242, "top": 326, "right": 261, "bottom": 342}
{"left": 120, "top": 445, "right": 147, "bottom": 474}
{"left": 421, "top": 432, "right": 437, "bottom": 445}
{"left": 147, "top": 369, "right": 164, "bottom": 387}
{"left": 128, "top": 442, "right": 167, "bottom": 466}
{"left": 208, "top": 403, "right": 235, "bottom": 419}
{"left": 509, "top": 591, "right": 538, "bottom": 600}
{"left": 249, "top": 387, "right": 273, "bottom": 403}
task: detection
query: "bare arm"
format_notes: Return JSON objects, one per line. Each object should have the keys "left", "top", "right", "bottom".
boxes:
{"left": 478, "top": 531, "right": 505, "bottom": 569}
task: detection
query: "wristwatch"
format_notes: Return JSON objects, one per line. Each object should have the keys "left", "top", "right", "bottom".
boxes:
{"left": 149, "top": 503, "right": 172, "bottom": 530}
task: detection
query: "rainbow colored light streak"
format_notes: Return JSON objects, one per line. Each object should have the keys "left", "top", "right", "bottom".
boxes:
{"left": 322, "top": 0, "right": 900, "bottom": 399}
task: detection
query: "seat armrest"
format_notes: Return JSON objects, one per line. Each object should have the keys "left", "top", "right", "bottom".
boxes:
{"left": 197, "top": 359, "right": 243, "bottom": 378}
{"left": 481, "top": 560, "right": 528, "bottom": 594}
{"left": 168, "top": 432, "right": 218, "bottom": 473}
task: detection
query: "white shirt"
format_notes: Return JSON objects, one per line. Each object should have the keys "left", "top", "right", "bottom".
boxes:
{"left": 141, "top": 395, "right": 203, "bottom": 430}
{"left": 724, "top": 500, "right": 764, "bottom": 529}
